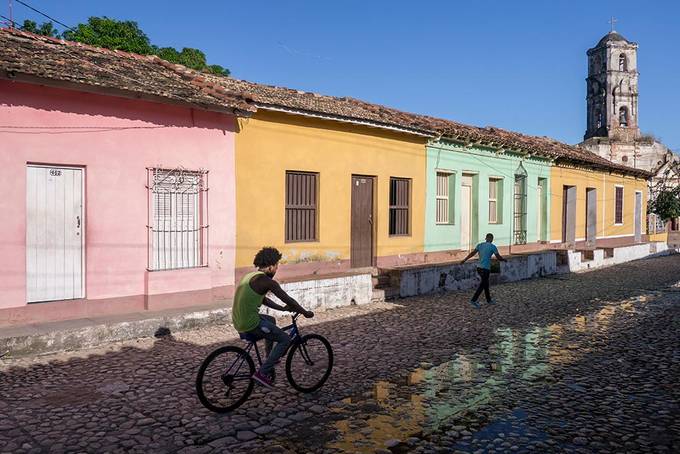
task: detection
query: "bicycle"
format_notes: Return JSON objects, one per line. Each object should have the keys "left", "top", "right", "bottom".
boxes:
{"left": 196, "top": 313, "right": 334, "bottom": 413}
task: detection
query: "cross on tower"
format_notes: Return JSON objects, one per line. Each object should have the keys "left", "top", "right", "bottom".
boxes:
{"left": 609, "top": 16, "right": 618, "bottom": 32}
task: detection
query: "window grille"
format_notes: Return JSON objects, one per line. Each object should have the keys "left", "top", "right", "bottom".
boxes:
{"left": 435, "top": 172, "right": 451, "bottom": 224}
{"left": 285, "top": 171, "right": 318, "bottom": 242}
{"left": 615, "top": 187, "right": 624, "bottom": 224}
{"left": 389, "top": 177, "right": 410, "bottom": 236}
{"left": 513, "top": 164, "right": 528, "bottom": 245}
{"left": 147, "top": 167, "right": 208, "bottom": 271}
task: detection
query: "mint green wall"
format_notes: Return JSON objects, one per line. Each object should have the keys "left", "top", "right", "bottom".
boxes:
{"left": 425, "top": 140, "right": 551, "bottom": 252}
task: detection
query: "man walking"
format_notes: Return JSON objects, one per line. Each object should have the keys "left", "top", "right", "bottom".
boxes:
{"left": 461, "top": 233, "right": 507, "bottom": 308}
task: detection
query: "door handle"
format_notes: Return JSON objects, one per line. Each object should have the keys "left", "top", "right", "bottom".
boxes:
{"left": 76, "top": 216, "right": 81, "bottom": 228}
{"left": 368, "top": 214, "right": 373, "bottom": 225}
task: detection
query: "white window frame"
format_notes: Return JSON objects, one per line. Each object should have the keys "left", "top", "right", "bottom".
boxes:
{"left": 614, "top": 185, "right": 625, "bottom": 226}
{"left": 435, "top": 170, "right": 454, "bottom": 225}
{"left": 488, "top": 177, "right": 502, "bottom": 224}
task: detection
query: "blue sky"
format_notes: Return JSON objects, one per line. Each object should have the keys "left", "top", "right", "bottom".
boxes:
{"left": 8, "top": 0, "right": 679, "bottom": 151}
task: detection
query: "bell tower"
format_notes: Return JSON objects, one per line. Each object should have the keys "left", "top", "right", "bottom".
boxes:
{"left": 584, "top": 20, "right": 640, "bottom": 142}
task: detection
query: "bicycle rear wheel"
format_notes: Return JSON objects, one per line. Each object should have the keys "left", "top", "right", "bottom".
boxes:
{"left": 196, "top": 346, "right": 255, "bottom": 413}
{"left": 285, "top": 334, "right": 333, "bottom": 393}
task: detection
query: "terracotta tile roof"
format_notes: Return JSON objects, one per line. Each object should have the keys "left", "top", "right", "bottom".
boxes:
{"left": 199, "top": 74, "right": 649, "bottom": 177}
{"left": 0, "top": 28, "right": 255, "bottom": 114}
{"left": 0, "top": 28, "right": 648, "bottom": 178}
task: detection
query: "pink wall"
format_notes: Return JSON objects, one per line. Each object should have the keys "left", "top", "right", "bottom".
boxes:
{"left": 0, "top": 80, "right": 236, "bottom": 316}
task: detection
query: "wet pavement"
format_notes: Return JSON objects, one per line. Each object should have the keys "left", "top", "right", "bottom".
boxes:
{"left": 1, "top": 255, "right": 679, "bottom": 453}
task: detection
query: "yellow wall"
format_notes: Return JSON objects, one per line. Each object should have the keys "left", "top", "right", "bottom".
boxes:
{"left": 235, "top": 111, "right": 427, "bottom": 268}
{"left": 550, "top": 165, "right": 648, "bottom": 242}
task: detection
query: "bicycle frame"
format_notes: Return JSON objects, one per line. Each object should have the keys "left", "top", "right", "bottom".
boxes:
{"left": 244, "top": 313, "right": 303, "bottom": 367}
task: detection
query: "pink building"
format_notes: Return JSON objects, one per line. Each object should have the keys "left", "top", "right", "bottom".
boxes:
{"left": 0, "top": 30, "right": 254, "bottom": 326}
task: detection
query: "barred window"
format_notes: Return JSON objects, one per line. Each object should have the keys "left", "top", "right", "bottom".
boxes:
{"left": 389, "top": 177, "right": 410, "bottom": 236}
{"left": 488, "top": 178, "right": 502, "bottom": 224}
{"left": 435, "top": 172, "right": 452, "bottom": 224}
{"left": 615, "top": 186, "right": 624, "bottom": 224}
{"left": 285, "top": 171, "right": 318, "bottom": 242}
{"left": 148, "top": 168, "right": 207, "bottom": 270}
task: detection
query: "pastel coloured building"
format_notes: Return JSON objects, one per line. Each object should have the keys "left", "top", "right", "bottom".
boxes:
{"left": 0, "top": 30, "right": 253, "bottom": 325}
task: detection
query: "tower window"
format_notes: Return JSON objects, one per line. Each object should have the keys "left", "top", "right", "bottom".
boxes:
{"left": 618, "top": 54, "right": 627, "bottom": 71}
{"left": 619, "top": 106, "right": 628, "bottom": 127}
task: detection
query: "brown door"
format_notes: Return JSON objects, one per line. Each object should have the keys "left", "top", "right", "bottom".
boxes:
{"left": 562, "top": 186, "right": 577, "bottom": 245}
{"left": 351, "top": 175, "right": 374, "bottom": 268}
{"left": 585, "top": 188, "right": 597, "bottom": 247}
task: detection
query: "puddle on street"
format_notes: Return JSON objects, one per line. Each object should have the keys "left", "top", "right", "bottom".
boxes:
{"left": 319, "top": 293, "right": 660, "bottom": 453}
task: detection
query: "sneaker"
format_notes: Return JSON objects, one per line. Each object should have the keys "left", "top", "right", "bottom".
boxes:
{"left": 252, "top": 370, "right": 275, "bottom": 389}
{"left": 469, "top": 300, "right": 481, "bottom": 309}
{"left": 486, "top": 300, "right": 496, "bottom": 305}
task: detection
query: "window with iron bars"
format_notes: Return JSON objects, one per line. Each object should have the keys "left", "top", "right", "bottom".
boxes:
{"left": 147, "top": 167, "right": 209, "bottom": 271}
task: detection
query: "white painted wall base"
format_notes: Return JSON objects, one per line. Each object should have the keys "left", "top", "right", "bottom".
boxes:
{"left": 264, "top": 273, "right": 373, "bottom": 314}
{"left": 391, "top": 242, "right": 677, "bottom": 298}
{"left": 558, "top": 242, "right": 678, "bottom": 273}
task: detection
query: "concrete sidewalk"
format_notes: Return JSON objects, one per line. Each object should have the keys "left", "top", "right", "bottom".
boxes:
{"left": 0, "top": 300, "right": 231, "bottom": 357}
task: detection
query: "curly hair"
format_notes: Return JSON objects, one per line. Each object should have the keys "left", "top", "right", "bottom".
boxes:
{"left": 253, "top": 247, "right": 282, "bottom": 268}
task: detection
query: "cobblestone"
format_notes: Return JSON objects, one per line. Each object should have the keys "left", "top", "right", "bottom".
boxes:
{"left": 0, "top": 255, "right": 679, "bottom": 453}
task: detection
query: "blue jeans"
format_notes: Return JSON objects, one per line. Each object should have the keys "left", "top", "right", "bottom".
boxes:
{"left": 246, "top": 314, "right": 291, "bottom": 376}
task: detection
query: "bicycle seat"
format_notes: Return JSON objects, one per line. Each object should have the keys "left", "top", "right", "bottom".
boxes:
{"left": 239, "top": 332, "right": 261, "bottom": 343}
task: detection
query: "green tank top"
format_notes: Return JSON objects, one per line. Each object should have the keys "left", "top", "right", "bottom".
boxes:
{"left": 231, "top": 271, "right": 265, "bottom": 333}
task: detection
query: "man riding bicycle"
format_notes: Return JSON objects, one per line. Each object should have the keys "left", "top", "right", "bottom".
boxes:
{"left": 231, "top": 247, "right": 314, "bottom": 388}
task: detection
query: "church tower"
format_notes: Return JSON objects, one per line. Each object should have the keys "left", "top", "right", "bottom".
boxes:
{"left": 584, "top": 29, "right": 640, "bottom": 142}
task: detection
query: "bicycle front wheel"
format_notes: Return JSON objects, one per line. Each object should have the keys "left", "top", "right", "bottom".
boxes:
{"left": 285, "top": 334, "right": 334, "bottom": 393}
{"left": 196, "top": 346, "right": 255, "bottom": 413}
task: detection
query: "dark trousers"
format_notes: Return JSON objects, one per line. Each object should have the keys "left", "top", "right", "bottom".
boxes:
{"left": 246, "top": 314, "right": 291, "bottom": 376}
{"left": 472, "top": 267, "right": 491, "bottom": 302}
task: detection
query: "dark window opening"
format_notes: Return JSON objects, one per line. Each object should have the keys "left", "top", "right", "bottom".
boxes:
{"left": 389, "top": 177, "right": 410, "bottom": 236}
{"left": 619, "top": 106, "right": 628, "bottom": 127}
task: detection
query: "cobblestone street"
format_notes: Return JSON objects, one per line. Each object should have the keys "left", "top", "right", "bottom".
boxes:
{"left": 2, "top": 255, "right": 679, "bottom": 453}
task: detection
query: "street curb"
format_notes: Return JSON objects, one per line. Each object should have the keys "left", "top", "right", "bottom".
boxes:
{"left": 0, "top": 306, "right": 231, "bottom": 357}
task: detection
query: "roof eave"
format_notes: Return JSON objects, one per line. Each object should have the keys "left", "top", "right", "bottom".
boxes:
{"left": 1, "top": 70, "right": 253, "bottom": 117}
{"left": 255, "top": 103, "right": 435, "bottom": 138}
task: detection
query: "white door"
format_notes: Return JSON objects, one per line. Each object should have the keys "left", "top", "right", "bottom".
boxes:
{"left": 26, "top": 165, "right": 84, "bottom": 302}
{"left": 461, "top": 179, "right": 472, "bottom": 251}
{"left": 537, "top": 183, "right": 543, "bottom": 241}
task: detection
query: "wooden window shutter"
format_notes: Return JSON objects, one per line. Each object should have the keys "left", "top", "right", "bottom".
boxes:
{"left": 615, "top": 187, "right": 624, "bottom": 224}
{"left": 285, "top": 171, "right": 318, "bottom": 242}
{"left": 389, "top": 177, "right": 410, "bottom": 236}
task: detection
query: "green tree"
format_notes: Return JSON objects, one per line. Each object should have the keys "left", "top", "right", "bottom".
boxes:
{"left": 61, "top": 17, "right": 230, "bottom": 76}
{"left": 62, "top": 17, "right": 154, "bottom": 55}
{"left": 649, "top": 187, "right": 680, "bottom": 221}
{"left": 21, "top": 19, "right": 59, "bottom": 37}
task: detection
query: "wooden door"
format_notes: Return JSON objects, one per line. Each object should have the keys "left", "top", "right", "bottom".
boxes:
{"left": 351, "top": 176, "right": 374, "bottom": 268}
{"left": 562, "top": 185, "right": 576, "bottom": 245}
{"left": 26, "top": 165, "right": 84, "bottom": 302}
{"left": 585, "top": 188, "right": 597, "bottom": 247}
{"left": 634, "top": 191, "right": 642, "bottom": 242}
{"left": 461, "top": 176, "right": 472, "bottom": 251}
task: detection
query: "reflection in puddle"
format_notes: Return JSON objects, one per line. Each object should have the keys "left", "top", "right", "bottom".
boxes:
{"left": 326, "top": 294, "right": 657, "bottom": 453}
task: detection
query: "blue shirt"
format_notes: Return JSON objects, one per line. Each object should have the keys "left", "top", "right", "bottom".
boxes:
{"left": 476, "top": 242, "right": 498, "bottom": 270}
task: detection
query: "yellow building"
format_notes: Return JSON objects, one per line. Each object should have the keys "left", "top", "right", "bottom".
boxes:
{"left": 550, "top": 162, "right": 649, "bottom": 245}
{"left": 234, "top": 109, "right": 429, "bottom": 276}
